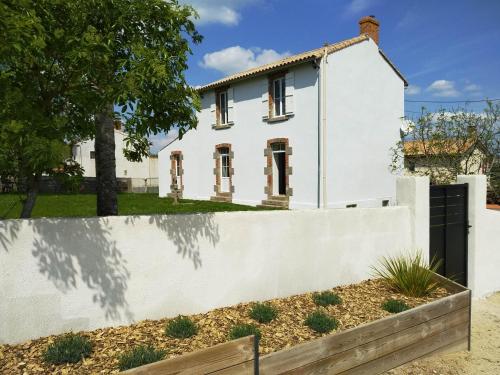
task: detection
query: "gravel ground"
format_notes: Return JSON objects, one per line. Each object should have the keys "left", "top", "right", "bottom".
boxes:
{"left": 0, "top": 279, "right": 448, "bottom": 374}
{"left": 386, "top": 292, "right": 500, "bottom": 375}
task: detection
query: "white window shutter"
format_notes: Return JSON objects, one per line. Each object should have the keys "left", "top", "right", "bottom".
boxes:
{"left": 210, "top": 92, "right": 216, "bottom": 126}
{"left": 285, "top": 71, "right": 294, "bottom": 115}
{"left": 261, "top": 79, "right": 269, "bottom": 119}
{"left": 227, "top": 87, "right": 234, "bottom": 123}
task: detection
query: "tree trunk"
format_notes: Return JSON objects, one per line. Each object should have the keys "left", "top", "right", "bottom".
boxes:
{"left": 20, "top": 173, "right": 41, "bottom": 218}
{"left": 95, "top": 105, "right": 118, "bottom": 216}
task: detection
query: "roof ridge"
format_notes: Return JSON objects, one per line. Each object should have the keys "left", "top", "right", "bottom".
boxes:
{"left": 198, "top": 35, "right": 370, "bottom": 91}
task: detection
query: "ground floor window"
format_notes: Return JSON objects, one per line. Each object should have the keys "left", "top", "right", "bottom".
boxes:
{"left": 211, "top": 144, "right": 234, "bottom": 202}
{"left": 272, "top": 143, "right": 286, "bottom": 195}
{"left": 169, "top": 151, "right": 183, "bottom": 198}
{"left": 264, "top": 138, "right": 292, "bottom": 204}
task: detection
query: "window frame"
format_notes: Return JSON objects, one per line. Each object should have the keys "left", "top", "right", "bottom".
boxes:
{"left": 219, "top": 147, "right": 230, "bottom": 178}
{"left": 216, "top": 89, "right": 229, "bottom": 126}
{"left": 175, "top": 154, "right": 181, "bottom": 177}
{"left": 272, "top": 77, "right": 286, "bottom": 117}
{"left": 90, "top": 151, "right": 95, "bottom": 159}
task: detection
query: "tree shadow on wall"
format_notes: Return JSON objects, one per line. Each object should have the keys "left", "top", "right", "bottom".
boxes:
{"left": 30, "top": 218, "right": 132, "bottom": 322}
{"left": 125, "top": 213, "right": 221, "bottom": 270}
{"left": 0, "top": 219, "right": 21, "bottom": 252}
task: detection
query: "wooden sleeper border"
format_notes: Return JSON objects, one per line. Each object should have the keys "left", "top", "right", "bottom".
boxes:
{"left": 122, "top": 273, "right": 471, "bottom": 374}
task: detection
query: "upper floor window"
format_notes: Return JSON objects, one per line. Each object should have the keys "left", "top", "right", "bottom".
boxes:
{"left": 90, "top": 151, "right": 95, "bottom": 159}
{"left": 211, "top": 88, "right": 234, "bottom": 128}
{"left": 217, "top": 91, "right": 228, "bottom": 125}
{"left": 272, "top": 77, "right": 286, "bottom": 117}
{"left": 262, "top": 72, "right": 294, "bottom": 121}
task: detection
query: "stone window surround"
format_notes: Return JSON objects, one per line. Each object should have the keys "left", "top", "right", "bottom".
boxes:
{"left": 169, "top": 150, "right": 184, "bottom": 197}
{"left": 212, "top": 143, "right": 235, "bottom": 199}
{"left": 264, "top": 138, "right": 293, "bottom": 198}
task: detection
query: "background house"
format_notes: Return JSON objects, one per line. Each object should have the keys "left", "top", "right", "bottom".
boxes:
{"left": 73, "top": 123, "right": 158, "bottom": 193}
{"left": 403, "top": 139, "right": 490, "bottom": 184}
{"left": 159, "top": 16, "right": 407, "bottom": 208}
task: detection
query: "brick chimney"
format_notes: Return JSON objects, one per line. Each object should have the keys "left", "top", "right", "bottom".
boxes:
{"left": 359, "top": 15, "right": 380, "bottom": 45}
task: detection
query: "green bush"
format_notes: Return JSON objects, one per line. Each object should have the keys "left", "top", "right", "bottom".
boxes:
{"left": 165, "top": 316, "right": 198, "bottom": 339}
{"left": 228, "top": 323, "right": 261, "bottom": 340}
{"left": 249, "top": 302, "right": 278, "bottom": 323}
{"left": 312, "top": 291, "right": 342, "bottom": 307}
{"left": 371, "top": 251, "right": 442, "bottom": 297}
{"left": 118, "top": 345, "right": 166, "bottom": 371}
{"left": 43, "top": 333, "right": 92, "bottom": 365}
{"left": 304, "top": 311, "right": 338, "bottom": 333}
{"left": 382, "top": 299, "right": 410, "bottom": 313}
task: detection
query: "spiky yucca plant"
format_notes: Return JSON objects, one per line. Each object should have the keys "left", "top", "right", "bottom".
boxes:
{"left": 372, "top": 252, "right": 442, "bottom": 297}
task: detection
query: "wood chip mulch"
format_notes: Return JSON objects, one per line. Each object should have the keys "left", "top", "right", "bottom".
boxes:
{"left": 0, "top": 279, "right": 450, "bottom": 374}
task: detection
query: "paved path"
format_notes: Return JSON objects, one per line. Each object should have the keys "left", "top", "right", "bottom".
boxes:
{"left": 386, "top": 292, "right": 500, "bottom": 375}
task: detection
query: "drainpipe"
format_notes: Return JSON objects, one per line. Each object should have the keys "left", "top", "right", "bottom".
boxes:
{"left": 321, "top": 46, "right": 328, "bottom": 208}
{"left": 316, "top": 59, "right": 321, "bottom": 208}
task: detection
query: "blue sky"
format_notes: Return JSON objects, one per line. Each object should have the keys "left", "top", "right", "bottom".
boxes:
{"left": 150, "top": 0, "right": 500, "bottom": 153}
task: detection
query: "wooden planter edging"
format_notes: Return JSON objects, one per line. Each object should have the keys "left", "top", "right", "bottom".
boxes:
{"left": 121, "top": 335, "right": 258, "bottom": 374}
{"left": 123, "top": 274, "right": 471, "bottom": 375}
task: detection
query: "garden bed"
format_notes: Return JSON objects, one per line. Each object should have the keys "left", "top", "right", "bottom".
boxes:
{"left": 0, "top": 278, "right": 455, "bottom": 374}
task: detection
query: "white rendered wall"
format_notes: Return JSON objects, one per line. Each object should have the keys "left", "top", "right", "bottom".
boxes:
{"left": 159, "top": 63, "right": 320, "bottom": 208}
{"left": 74, "top": 131, "right": 158, "bottom": 180}
{"left": 457, "top": 175, "right": 500, "bottom": 298}
{"left": 326, "top": 39, "right": 404, "bottom": 208}
{"left": 1, "top": 203, "right": 419, "bottom": 344}
{"left": 160, "top": 40, "right": 404, "bottom": 209}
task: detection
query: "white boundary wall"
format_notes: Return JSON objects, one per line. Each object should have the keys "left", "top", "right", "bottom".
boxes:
{"left": 0, "top": 177, "right": 427, "bottom": 344}
{"left": 457, "top": 175, "right": 500, "bottom": 298}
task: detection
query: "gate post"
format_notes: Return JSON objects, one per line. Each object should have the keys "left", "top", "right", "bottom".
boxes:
{"left": 457, "top": 175, "right": 486, "bottom": 297}
{"left": 396, "top": 176, "right": 430, "bottom": 260}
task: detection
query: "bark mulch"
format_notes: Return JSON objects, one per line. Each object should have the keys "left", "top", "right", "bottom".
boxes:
{"left": 0, "top": 279, "right": 450, "bottom": 374}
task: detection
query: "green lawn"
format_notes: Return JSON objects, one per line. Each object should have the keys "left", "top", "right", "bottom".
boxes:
{"left": 0, "top": 193, "right": 275, "bottom": 219}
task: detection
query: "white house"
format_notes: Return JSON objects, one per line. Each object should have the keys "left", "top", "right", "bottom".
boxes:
{"left": 73, "top": 125, "right": 158, "bottom": 191}
{"left": 159, "top": 16, "right": 407, "bottom": 208}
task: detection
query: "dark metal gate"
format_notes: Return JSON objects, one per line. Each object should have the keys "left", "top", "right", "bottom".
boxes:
{"left": 429, "top": 184, "right": 469, "bottom": 286}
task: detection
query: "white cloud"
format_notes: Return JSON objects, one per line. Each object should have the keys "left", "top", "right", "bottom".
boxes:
{"left": 405, "top": 85, "right": 421, "bottom": 96}
{"left": 182, "top": 0, "right": 259, "bottom": 26}
{"left": 196, "top": 5, "right": 240, "bottom": 26}
{"left": 426, "top": 80, "right": 460, "bottom": 97}
{"left": 200, "top": 46, "right": 291, "bottom": 75}
{"left": 343, "top": 0, "right": 375, "bottom": 16}
{"left": 464, "top": 83, "right": 481, "bottom": 92}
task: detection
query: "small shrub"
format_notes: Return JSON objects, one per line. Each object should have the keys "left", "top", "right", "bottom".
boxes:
{"left": 371, "top": 251, "right": 442, "bottom": 297}
{"left": 304, "top": 311, "right": 338, "bottom": 333}
{"left": 165, "top": 316, "right": 198, "bottom": 339}
{"left": 43, "top": 333, "right": 92, "bottom": 365}
{"left": 382, "top": 299, "right": 410, "bottom": 313}
{"left": 312, "top": 291, "right": 342, "bottom": 307}
{"left": 249, "top": 302, "right": 278, "bottom": 323}
{"left": 118, "top": 345, "right": 166, "bottom": 371}
{"left": 228, "top": 323, "right": 261, "bottom": 340}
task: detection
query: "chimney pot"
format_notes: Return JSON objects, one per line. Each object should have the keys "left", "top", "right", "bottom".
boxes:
{"left": 359, "top": 15, "right": 380, "bottom": 45}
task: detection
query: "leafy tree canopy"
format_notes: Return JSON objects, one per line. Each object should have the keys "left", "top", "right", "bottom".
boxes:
{"left": 391, "top": 102, "right": 500, "bottom": 197}
{"left": 1, "top": 0, "right": 202, "bottom": 216}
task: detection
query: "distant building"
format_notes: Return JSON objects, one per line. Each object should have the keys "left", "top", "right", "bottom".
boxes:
{"left": 403, "top": 139, "right": 489, "bottom": 183}
{"left": 73, "top": 123, "right": 158, "bottom": 192}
